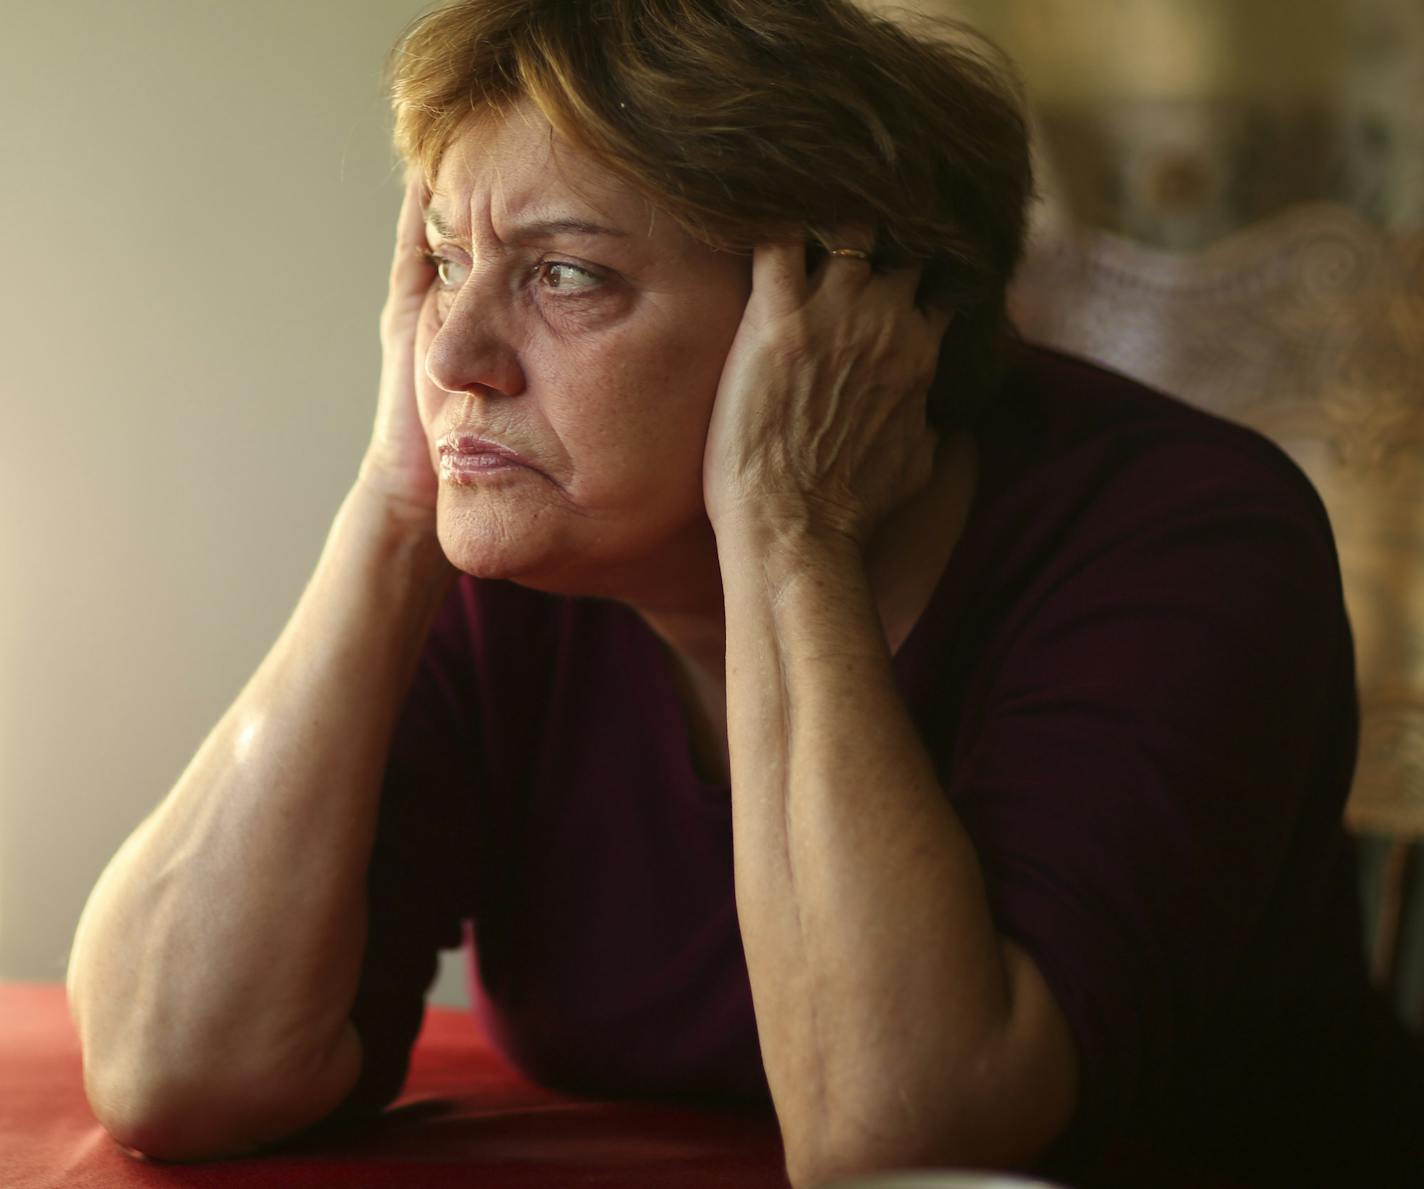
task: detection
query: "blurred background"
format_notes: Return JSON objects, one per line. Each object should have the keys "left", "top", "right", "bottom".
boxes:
{"left": 2, "top": 0, "right": 1421, "bottom": 1019}
{"left": 915, "top": 0, "right": 1424, "bottom": 247}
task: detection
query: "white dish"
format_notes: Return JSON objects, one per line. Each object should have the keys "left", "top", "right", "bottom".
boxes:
{"left": 821, "top": 1173, "right": 1067, "bottom": 1189}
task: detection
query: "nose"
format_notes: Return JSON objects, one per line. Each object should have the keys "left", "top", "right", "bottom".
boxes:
{"left": 423, "top": 272, "right": 527, "bottom": 398}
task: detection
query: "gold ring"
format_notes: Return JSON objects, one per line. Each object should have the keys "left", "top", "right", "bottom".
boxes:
{"left": 828, "top": 247, "right": 871, "bottom": 260}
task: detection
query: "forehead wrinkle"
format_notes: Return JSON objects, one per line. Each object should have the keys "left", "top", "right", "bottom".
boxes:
{"left": 428, "top": 135, "right": 555, "bottom": 241}
{"left": 427, "top": 172, "right": 636, "bottom": 246}
{"left": 425, "top": 200, "right": 632, "bottom": 246}
{"left": 426, "top": 109, "right": 655, "bottom": 249}
{"left": 424, "top": 138, "right": 511, "bottom": 242}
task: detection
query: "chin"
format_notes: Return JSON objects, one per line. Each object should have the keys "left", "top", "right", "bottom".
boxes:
{"left": 434, "top": 482, "right": 718, "bottom": 601}
{"left": 434, "top": 495, "right": 615, "bottom": 597}
{"left": 437, "top": 516, "right": 549, "bottom": 585}
{"left": 434, "top": 488, "right": 543, "bottom": 575}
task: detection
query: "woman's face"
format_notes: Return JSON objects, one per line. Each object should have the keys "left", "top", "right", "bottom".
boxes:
{"left": 416, "top": 104, "right": 752, "bottom": 594}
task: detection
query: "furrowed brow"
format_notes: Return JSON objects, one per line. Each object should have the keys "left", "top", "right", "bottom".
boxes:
{"left": 425, "top": 207, "right": 461, "bottom": 242}
{"left": 515, "top": 218, "right": 629, "bottom": 241}
{"left": 424, "top": 206, "right": 628, "bottom": 244}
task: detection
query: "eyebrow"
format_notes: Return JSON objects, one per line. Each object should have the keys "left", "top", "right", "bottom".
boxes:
{"left": 424, "top": 206, "right": 628, "bottom": 243}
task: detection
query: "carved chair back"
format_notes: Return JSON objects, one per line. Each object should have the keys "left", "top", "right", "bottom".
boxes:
{"left": 1006, "top": 202, "right": 1424, "bottom": 999}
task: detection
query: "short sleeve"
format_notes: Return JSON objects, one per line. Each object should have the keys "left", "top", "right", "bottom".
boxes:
{"left": 947, "top": 435, "right": 1353, "bottom": 1156}
{"left": 318, "top": 590, "right": 481, "bottom": 1127}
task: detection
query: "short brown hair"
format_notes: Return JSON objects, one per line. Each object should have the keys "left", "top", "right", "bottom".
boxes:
{"left": 386, "top": 0, "right": 1033, "bottom": 432}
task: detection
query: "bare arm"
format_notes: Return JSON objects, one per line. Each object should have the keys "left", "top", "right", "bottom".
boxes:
{"left": 718, "top": 517, "right": 1076, "bottom": 1186}
{"left": 703, "top": 241, "right": 1075, "bottom": 1186}
{"left": 68, "top": 485, "right": 453, "bottom": 1159}
{"left": 67, "top": 179, "right": 451, "bottom": 1161}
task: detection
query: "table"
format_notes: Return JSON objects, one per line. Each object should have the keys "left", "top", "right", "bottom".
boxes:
{"left": 0, "top": 982, "right": 790, "bottom": 1188}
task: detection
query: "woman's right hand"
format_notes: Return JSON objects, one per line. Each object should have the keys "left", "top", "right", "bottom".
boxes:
{"left": 359, "top": 174, "right": 440, "bottom": 521}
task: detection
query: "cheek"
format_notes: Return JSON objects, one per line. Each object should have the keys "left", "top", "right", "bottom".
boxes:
{"left": 574, "top": 328, "right": 716, "bottom": 439}
{"left": 601, "top": 331, "right": 730, "bottom": 494}
{"left": 646, "top": 305, "right": 743, "bottom": 427}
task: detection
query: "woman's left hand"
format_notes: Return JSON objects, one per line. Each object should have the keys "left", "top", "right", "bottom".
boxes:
{"left": 703, "top": 235, "right": 952, "bottom": 551}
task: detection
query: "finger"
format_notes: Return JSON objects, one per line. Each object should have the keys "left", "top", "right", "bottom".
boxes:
{"left": 815, "top": 224, "right": 876, "bottom": 295}
{"left": 390, "top": 174, "right": 434, "bottom": 292}
{"left": 913, "top": 421, "right": 940, "bottom": 487}
{"left": 880, "top": 263, "right": 924, "bottom": 304}
{"left": 824, "top": 223, "right": 875, "bottom": 261}
{"left": 922, "top": 302, "right": 955, "bottom": 341}
{"left": 752, "top": 239, "right": 808, "bottom": 313}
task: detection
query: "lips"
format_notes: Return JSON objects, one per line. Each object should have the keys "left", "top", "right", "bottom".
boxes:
{"left": 435, "top": 431, "right": 539, "bottom": 483}
{"left": 436, "top": 432, "right": 531, "bottom": 466}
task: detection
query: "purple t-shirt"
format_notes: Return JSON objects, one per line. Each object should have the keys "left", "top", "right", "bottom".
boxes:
{"left": 338, "top": 341, "right": 1424, "bottom": 1184}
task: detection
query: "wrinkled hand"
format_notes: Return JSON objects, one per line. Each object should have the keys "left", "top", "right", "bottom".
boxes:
{"left": 702, "top": 236, "right": 951, "bottom": 551}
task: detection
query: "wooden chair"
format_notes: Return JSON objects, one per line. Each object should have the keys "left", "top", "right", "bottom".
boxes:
{"left": 1006, "top": 201, "right": 1424, "bottom": 1022}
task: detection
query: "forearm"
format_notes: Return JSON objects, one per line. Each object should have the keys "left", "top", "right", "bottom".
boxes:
{"left": 67, "top": 479, "right": 455, "bottom": 1151}
{"left": 719, "top": 518, "right": 1037, "bottom": 1182}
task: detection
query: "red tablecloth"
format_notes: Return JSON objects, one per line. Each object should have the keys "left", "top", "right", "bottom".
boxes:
{"left": 0, "top": 982, "right": 790, "bottom": 1188}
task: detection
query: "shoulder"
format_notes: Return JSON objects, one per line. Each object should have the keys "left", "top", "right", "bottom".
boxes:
{"left": 945, "top": 340, "right": 1356, "bottom": 822}
{"left": 944, "top": 354, "right": 1364, "bottom": 1174}
{"left": 969, "top": 341, "right": 1342, "bottom": 601}
{"left": 993, "top": 340, "right": 1331, "bottom": 514}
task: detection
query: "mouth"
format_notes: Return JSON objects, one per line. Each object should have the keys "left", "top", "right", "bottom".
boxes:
{"left": 435, "top": 432, "right": 539, "bottom": 483}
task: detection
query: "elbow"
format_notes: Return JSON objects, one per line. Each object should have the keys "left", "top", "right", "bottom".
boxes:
{"left": 785, "top": 1132, "right": 979, "bottom": 1189}
{"left": 83, "top": 1023, "right": 364, "bottom": 1162}
{"left": 93, "top": 1070, "right": 361, "bottom": 1164}
{"left": 85, "top": 1053, "right": 356, "bottom": 1163}
{"left": 89, "top": 1076, "right": 268, "bottom": 1163}
{"left": 784, "top": 1090, "right": 1065, "bottom": 1189}
{"left": 102, "top": 1113, "right": 266, "bottom": 1165}
{"left": 788, "top": 1132, "right": 1032, "bottom": 1189}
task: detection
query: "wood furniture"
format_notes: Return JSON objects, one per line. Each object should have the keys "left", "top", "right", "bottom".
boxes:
{"left": 1007, "top": 201, "right": 1424, "bottom": 1019}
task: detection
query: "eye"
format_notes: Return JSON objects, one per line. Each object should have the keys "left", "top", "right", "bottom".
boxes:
{"left": 421, "top": 250, "right": 470, "bottom": 289}
{"left": 537, "top": 261, "right": 602, "bottom": 293}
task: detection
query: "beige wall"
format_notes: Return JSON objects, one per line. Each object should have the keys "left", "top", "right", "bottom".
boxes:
{"left": 0, "top": 0, "right": 468, "bottom": 1007}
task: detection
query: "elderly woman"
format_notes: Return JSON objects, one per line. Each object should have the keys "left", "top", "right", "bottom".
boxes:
{"left": 67, "top": 0, "right": 1422, "bottom": 1185}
